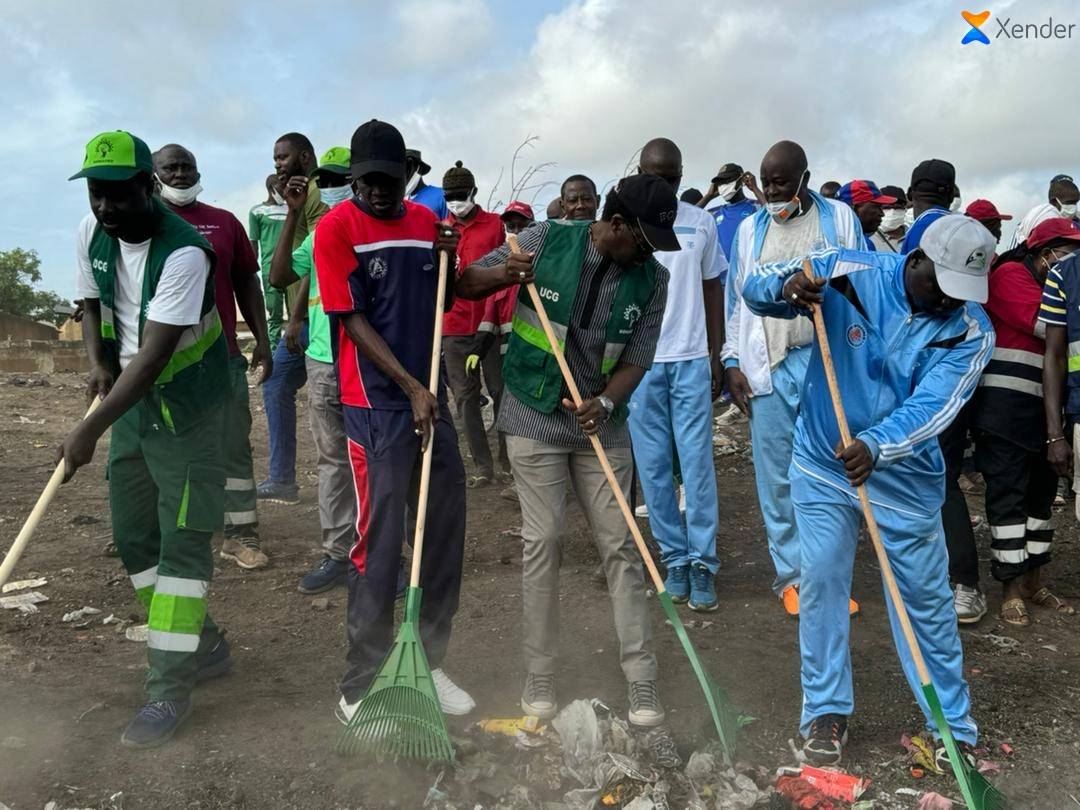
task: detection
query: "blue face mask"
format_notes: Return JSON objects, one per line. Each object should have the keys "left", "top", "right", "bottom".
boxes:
{"left": 320, "top": 185, "right": 352, "bottom": 207}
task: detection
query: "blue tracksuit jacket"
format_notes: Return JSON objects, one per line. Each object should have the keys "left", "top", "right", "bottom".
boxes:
{"left": 742, "top": 247, "right": 994, "bottom": 516}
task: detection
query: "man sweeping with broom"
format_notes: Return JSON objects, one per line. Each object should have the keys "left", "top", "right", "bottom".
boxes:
{"left": 313, "top": 120, "right": 475, "bottom": 727}
{"left": 742, "top": 215, "right": 994, "bottom": 770}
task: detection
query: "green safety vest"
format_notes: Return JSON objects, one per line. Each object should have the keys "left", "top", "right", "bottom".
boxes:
{"left": 88, "top": 198, "right": 227, "bottom": 432}
{"left": 503, "top": 220, "right": 657, "bottom": 423}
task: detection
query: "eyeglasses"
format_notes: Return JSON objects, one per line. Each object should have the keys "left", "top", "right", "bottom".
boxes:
{"left": 626, "top": 222, "right": 653, "bottom": 256}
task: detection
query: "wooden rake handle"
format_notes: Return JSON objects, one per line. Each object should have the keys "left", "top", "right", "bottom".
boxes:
{"left": 507, "top": 234, "right": 666, "bottom": 593}
{"left": 800, "top": 259, "right": 932, "bottom": 685}
{"left": 0, "top": 396, "right": 102, "bottom": 589}
{"left": 408, "top": 250, "right": 450, "bottom": 590}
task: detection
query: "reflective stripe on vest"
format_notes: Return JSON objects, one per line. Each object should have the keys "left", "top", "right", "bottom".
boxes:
{"left": 1069, "top": 340, "right": 1080, "bottom": 373}
{"left": 157, "top": 309, "right": 224, "bottom": 385}
{"left": 512, "top": 306, "right": 625, "bottom": 374}
{"left": 99, "top": 304, "right": 116, "bottom": 339}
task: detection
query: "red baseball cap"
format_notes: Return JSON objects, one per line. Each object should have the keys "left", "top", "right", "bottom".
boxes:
{"left": 964, "top": 199, "right": 1012, "bottom": 222}
{"left": 501, "top": 200, "right": 535, "bottom": 221}
{"left": 1027, "top": 217, "right": 1080, "bottom": 249}
{"left": 836, "top": 180, "right": 897, "bottom": 207}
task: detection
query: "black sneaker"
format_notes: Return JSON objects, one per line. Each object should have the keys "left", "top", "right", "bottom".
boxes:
{"left": 297, "top": 557, "right": 349, "bottom": 594}
{"left": 521, "top": 673, "right": 557, "bottom": 719}
{"left": 935, "top": 740, "right": 977, "bottom": 773}
{"left": 256, "top": 479, "right": 300, "bottom": 505}
{"left": 120, "top": 699, "right": 193, "bottom": 749}
{"left": 195, "top": 632, "right": 231, "bottom": 683}
{"left": 803, "top": 714, "right": 848, "bottom": 766}
{"left": 628, "top": 680, "right": 666, "bottom": 727}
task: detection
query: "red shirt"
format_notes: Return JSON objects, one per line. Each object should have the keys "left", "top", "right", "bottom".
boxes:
{"left": 984, "top": 261, "right": 1043, "bottom": 355}
{"left": 315, "top": 198, "right": 444, "bottom": 409}
{"left": 443, "top": 207, "right": 506, "bottom": 336}
{"left": 167, "top": 200, "right": 259, "bottom": 356}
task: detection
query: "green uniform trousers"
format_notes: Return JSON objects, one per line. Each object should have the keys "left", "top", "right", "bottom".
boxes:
{"left": 109, "top": 392, "right": 226, "bottom": 700}
{"left": 223, "top": 354, "right": 258, "bottom": 535}
{"left": 263, "top": 272, "right": 284, "bottom": 349}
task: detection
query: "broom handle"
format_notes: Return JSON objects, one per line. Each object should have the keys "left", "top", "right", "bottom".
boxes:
{"left": 506, "top": 235, "right": 666, "bottom": 593}
{"left": 408, "top": 250, "right": 450, "bottom": 590}
{"left": 800, "top": 260, "right": 932, "bottom": 685}
{"left": 0, "top": 396, "right": 102, "bottom": 589}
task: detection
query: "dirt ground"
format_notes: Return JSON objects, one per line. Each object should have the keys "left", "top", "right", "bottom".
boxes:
{"left": 2, "top": 371, "right": 1080, "bottom": 809}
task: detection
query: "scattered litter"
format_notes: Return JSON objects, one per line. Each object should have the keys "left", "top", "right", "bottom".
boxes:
{"left": 499, "top": 526, "right": 523, "bottom": 538}
{"left": 423, "top": 771, "right": 447, "bottom": 806}
{"left": 0, "top": 591, "right": 48, "bottom": 613}
{"left": 103, "top": 614, "right": 124, "bottom": 625}
{"left": 984, "top": 633, "right": 1020, "bottom": 651}
{"left": 900, "top": 732, "right": 942, "bottom": 774}
{"left": 125, "top": 624, "right": 149, "bottom": 642}
{"left": 999, "top": 742, "right": 1014, "bottom": 757}
{"left": 63, "top": 606, "right": 102, "bottom": 623}
{"left": 976, "top": 759, "right": 1002, "bottom": 775}
{"left": 895, "top": 788, "right": 922, "bottom": 797}
{"left": 310, "top": 597, "right": 331, "bottom": 611}
{"left": 775, "top": 773, "right": 842, "bottom": 809}
{"left": 1041, "top": 644, "right": 1059, "bottom": 653}
{"left": 1, "top": 577, "right": 47, "bottom": 593}
{"left": 552, "top": 699, "right": 603, "bottom": 780}
{"left": 76, "top": 701, "right": 106, "bottom": 722}
{"left": 915, "top": 791, "right": 955, "bottom": 809}
{"left": 800, "top": 765, "right": 870, "bottom": 802}
{"left": 13, "top": 415, "right": 45, "bottom": 424}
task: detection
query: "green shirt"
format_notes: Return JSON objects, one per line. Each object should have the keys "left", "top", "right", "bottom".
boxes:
{"left": 292, "top": 231, "right": 331, "bottom": 364}
{"left": 247, "top": 201, "right": 288, "bottom": 275}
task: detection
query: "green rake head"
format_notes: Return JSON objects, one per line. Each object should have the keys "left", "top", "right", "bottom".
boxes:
{"left": 656, "top": 591, "right": 739, "bottom": 764}
{"left": 923, "top": 686, "right": 1007, "bottom": 810}
{"left": 336, "top": 588, "right": 454, "bottom": 763}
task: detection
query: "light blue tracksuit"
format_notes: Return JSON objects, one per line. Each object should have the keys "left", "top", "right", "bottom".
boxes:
{"left": 724, "top": 191, "right": 860, "bottom": 595}
{"left": 743, "top": 246, "right": 992, "bottom": 744}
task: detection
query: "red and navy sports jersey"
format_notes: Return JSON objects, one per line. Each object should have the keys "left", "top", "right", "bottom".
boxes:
{"left": 315, "top": 198, "right": 445, "bottom": 409}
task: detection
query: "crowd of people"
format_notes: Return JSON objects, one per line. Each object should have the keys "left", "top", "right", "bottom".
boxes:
{"left": 56, "top": 121, "right": 1080, "bottom": 774}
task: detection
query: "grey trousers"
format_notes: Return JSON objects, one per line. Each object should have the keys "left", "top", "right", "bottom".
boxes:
{"left": 507, "top": 435, "right": 657, "bottom": 683}
{"left": 443, "top": 334, "right": 494, "bottom": 479}
{"left": 306, "top": 357, "right": 356, "bottom": 561}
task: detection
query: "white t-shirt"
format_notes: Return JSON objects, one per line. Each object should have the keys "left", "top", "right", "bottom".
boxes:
{"left": 75, "top": 213, "right": 211, "bottom": 369}
{"left": 651, "top": 202, "right": 727, "bottom": 363}
{"left": 1007, "top": 203, "right": 1068, "bottom": 250}
{"left": 757, "top": 203, "right": 823, "bottom": 369}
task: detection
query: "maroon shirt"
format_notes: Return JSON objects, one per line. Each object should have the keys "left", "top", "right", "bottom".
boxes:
{"left": 167, "top": 200, "right": 260, "bottom": 356}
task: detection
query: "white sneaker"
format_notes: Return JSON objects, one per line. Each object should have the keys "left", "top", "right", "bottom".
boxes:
{"left": 431, "top": 668, "right": 475, "bottom": 716}
{"left": 634, "top": 502, "right": 649, "bottom": 518}
{"left": 678, "top": 485, "right": 687, "bottom": 513}
{"left": 336, "top": 695, "right": 361, "bottom": 725}
{"left": 953, "top": 584, "right": 987, "bottom": 624}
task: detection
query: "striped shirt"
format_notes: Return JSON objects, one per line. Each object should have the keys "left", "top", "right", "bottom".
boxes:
{"left": 472, "top": 221, "right": 669, "bottom": 448}
{"left": 1039, "top": 262, "right": 1069, "bottom": 327}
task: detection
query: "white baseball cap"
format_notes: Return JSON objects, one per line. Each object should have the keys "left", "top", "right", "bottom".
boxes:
{"left": 919, "top": 214, "right": 996, "bottom": 304}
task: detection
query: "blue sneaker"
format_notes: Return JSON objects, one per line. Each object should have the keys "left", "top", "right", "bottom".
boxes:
{"left": 195, "top": 632, "right": 231, "bottom": 683}
{"left": 664, "top": 565, "right": 690, "bottom": 604}
{"left": 688, "top": 564, "right": 718, "bottom": 612}
{"left": 256, "top": 479, "right": 300, "bottom": 505}
{"left": 298, "top": 557, "right": 349, "bottom": 594}
{"left": 120, "top": 699, "right": 192, "bottom": 748}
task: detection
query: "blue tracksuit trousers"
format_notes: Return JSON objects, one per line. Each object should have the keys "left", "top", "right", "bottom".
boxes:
{"left": 792, "top": 464, "right": 977, "bottom": 744}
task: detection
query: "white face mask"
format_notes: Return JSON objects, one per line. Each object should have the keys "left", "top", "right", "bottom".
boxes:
{"left": 271, "top": 189, "right": 285, "bottom": 205}
{"left": 157, "top": 175, "right": 202, "bottom": 206}
{"left": 405, "top": 172, "right": 421, "bottom": 197}
{"left": 716, "top": 180, "right": 739, "bottom": 202}
{"left": 879, "top": 208, "right": 906, "bottom": 233}
{"left": 447, "top": 196, "right": 475, "bottom": 218}
{"left": 949, "top": 195, "right": 962, "bottom": 213}
{"left": 320, "top": 185, "right": 352, "bottom": 207}
{"left": 904, "top": 207, "right": 916, "bottom": 228}
{"left": 1056, "top": 198, "right": 1078, "bottom": 219}
{"left": 765, "top": 172, "right": 808, "bottom": 224}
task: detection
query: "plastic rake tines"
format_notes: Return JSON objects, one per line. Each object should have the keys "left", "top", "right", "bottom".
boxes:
{"left": 924, "top": 686, "right": 1008, "bottom": 810}
{"left": 338, "top": 685, "right": 454, "bottom": 762}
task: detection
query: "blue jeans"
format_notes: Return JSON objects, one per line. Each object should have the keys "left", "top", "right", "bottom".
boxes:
{"left": 748, "top": 346, "right": 810, "bottom": 596}
{"left": 262, "top": 323, "right": 309, "bottom": 485}
{"left": 628, "top": 357, "right": 720, "bottom": 573}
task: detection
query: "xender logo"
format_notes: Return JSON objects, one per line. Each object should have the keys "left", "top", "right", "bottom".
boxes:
{"left": 996, "top": 16, "right": 1076, "bottom": 39}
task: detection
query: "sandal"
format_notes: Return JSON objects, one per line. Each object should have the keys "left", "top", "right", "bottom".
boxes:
{"left": 1029, "top": 587, "right": 1076, "bottom": 615}
{"left": 466, "top": 474, "right": 492, "bottom": 489}
{"left": 999, "top": 597, "right": 1030, "bottom": 627}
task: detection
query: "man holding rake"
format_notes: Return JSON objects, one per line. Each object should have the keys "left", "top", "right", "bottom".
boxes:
{"left": 743, "top": 214, "right": 994, "bottom": 768}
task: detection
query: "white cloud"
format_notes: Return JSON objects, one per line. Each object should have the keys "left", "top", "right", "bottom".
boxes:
{"left": 393, "top": 0, "right": 493, "bottom": 66}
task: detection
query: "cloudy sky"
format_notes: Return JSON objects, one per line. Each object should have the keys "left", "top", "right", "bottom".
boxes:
{"left": 4, "top": 0, "right": 1077, "bottom": 298}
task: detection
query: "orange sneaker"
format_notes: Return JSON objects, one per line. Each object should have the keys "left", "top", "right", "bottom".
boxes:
{"left": 849, "top": 598, "right": 860, "bottom": 617}
{"left": 782, "top": 585, "right": 800, "bottom": 616}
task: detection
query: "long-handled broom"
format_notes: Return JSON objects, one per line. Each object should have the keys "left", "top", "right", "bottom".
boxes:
{"left": 799, "top": 259, "right": 1006, "bottom": 809}
{"left": 337, "top": 250, "right": 455, "bottom": 763}
{"left": 1, "top": 397, "right": 102, "bottom": 589}
{"left": 506, "top": 234, "right": 739, "bottom": 763}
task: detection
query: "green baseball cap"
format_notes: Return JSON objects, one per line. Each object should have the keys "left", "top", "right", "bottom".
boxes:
{"left": 312, "top": 146, "right": 351, "bottom": 179}
{"left": 69, "top": 131, "right": 154, "bottom": 181}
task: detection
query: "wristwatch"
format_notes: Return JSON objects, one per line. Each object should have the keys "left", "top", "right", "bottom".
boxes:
{"left": 598, "top": 395, "right": 615, "bottom": 418}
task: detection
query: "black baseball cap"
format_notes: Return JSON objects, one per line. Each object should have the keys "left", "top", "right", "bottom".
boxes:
{"left": 616, "top": 174, "right": 680, "bottom": 252}
{"left": 350, "top": 120, "right": 406, "bottom": 180}
{"left": 711, "top": 162, "right": 743, "bottom": 184}
{"left": 405, "top": 148, "right": 431, "bottom": 176}
{"left": 879, "top": 184, "right": 907, "bottom": 206}
{"left": 910, "top": 159, "right": 956, "bottom": 195}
